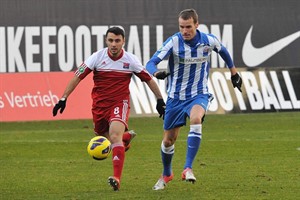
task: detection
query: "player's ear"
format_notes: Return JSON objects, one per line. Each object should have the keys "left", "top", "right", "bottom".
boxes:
{"left": 122, "top": 38, "right": 125, "bottom": 47}
{"left": 105, "top": 37, "right": 110, "bottom": 47}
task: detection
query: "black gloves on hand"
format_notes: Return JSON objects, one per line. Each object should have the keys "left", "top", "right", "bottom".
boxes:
{"left": 231, "top": 73, "right": 242, "bottom": 92}
{"left": 156, "top": 99, "right": 166, "bottom": 118}
{"left": 52, "top": 98, "right": 67, "bottom": 116}
{"left": 155, "top": 71, "right": 170, "bottom": 80}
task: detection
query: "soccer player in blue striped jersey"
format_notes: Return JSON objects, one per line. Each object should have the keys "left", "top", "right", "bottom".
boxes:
{"left": 147, "top": 9, "right": 242, "bottom": 190}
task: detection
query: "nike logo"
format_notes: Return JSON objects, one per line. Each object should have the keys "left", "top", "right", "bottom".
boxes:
{"left": 242, "top": 26, "right": 300, "bottom": 67}
{"left": 235, "top": 77, "right": 240, "bottom": 84}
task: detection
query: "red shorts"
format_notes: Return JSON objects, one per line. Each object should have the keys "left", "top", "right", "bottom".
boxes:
{"left": 92, "top": 100, "right": 130, "bottom": 135}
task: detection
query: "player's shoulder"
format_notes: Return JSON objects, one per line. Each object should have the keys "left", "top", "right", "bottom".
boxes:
{"left": 199, "top": 31, "right": 220, "bottom": 45}
{"left": 87, "top": 48, "right": 108, "bottom": 61}
{"left": 92, "top": 48, "right": 108, "bottom": 56}
{"left": 84, "top": 48, "right": 108, "bottom": 65}
{"left": 170, "top": 32, "right": 182, "bottom": 40}
{"left": 163, "top": 32, "right": 181, "bottom": 45}
{"left": 123, "top": 50, "right": 140, "bottom": 62}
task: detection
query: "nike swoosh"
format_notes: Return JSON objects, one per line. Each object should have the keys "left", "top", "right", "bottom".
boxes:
{"left": 242, "top": 26, "right": 300, "bottom": 67}
{"left": 236, "top": 77, "right": 240, "bottom": 84}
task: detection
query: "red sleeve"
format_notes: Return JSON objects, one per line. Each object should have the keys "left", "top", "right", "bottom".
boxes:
{"left": 75, "top": 63, "right": 92, "bottom": 80}
{"left": 134, "top": 69, "right": 152, "bottom": 82}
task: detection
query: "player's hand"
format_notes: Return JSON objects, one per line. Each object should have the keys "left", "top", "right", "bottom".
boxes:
{"left": 52, "top": 98, "right": 67, "bottom": 116}
{"left": 156, "top": 99, "right": 166, "bottom": 119}
{"left": 231, "top": 73, "right": 242, "bottom": 92}
{"left": 155, "top": 71, "right": 170, "bottom": 80}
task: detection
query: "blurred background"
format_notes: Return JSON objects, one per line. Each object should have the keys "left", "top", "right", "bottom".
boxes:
{"left": 1, "top": 0, "right": 299, "bottom": 121}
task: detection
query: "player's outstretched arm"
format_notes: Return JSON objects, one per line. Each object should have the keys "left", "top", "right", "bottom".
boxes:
{"left": 52, "top": 76, "right": 81, "bottom": 116}
{"left": 217, "top": 46, "right": 242, "bottom": 92}
{"left": 145, "top": 79, "right": 166, "bottom": 118}
{"left": 229, "top": 67, "right": 242, "bottom": 92}
{"left": 154, "top": 71, "right": 170, "bottom": 80}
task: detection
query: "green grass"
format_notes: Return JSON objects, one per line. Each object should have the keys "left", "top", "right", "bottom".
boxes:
{"left": 1, "top": 112, "right": 300, "bottom": 200}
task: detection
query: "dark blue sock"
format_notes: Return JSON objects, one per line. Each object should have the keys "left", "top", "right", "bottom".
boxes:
{"left": 184, "top": 132, "right": 201, "bottom": 169}
{"left": 161, "top": 144, "right": 174, "bottom": 176}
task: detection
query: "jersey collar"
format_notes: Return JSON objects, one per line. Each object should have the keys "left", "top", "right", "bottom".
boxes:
{"left": 179, "top": 30, "right": 201, "bottom": 47}
{"left": 107, "top": 48, "right": 124, "bottom": 61}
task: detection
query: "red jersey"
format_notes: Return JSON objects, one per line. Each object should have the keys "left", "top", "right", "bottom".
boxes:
{"left": 74, "top": 48, "right": 152, "bottom": 108}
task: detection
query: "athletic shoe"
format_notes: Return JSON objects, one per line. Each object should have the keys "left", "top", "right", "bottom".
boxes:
{"left": 152, "top": 173, "right": 174, "bottom": 190}
{"left": 108, "top": 176, "right": 120, "bottom": 191}
{"left": 124, "top": 130, "right": 137, "bottom": 152}
{"left": 181, "top": 168, "right": 196, "bottom": 183}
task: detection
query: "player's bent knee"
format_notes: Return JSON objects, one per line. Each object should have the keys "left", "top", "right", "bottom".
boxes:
{"left": 190, "top": 124, "right": 202, "bottom": 134}
{"left": 162, "top": 139, "right": 175, "bottom": 147}
{"left": 161, "top": 141, "right": 175, "bottom": 154}
{"left": 109, "top": 133, "right": 123, "bottom": 144}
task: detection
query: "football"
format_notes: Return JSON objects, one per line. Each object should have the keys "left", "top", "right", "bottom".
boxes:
{"left": 87, "top": 136, "right": 111, "bottom": 160}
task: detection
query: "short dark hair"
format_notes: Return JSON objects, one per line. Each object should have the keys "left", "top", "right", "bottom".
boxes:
{"left": 178, "top": 9, "right": 198, "bottom": 24}
{"left": 106, "top": 27, "right": 125, "bottom": 39}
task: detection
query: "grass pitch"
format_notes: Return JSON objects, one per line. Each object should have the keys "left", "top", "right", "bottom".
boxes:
{"left": 1, "top": 112, "right": 299, "bottom": 200}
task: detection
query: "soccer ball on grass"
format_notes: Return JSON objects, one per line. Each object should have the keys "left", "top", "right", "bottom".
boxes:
{"left": 87, "top": 136, "right": 111, "bottom": 160}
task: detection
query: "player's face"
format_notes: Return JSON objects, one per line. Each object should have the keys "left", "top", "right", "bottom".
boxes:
{"left": 178, "top": 17, "right": 198, "bottom": 41}
{"left": 106, "top": 33, "right": 125, "bottom": 57}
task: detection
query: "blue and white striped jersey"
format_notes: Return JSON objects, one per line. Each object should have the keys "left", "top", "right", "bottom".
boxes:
{"left": 146, "top": 30, "right": 234, "bottom": 100}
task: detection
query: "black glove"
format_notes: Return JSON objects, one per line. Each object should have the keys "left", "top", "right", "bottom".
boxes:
{"left": 231, "top": 73, "right": 242, "bottom": 92}
{"left": 155, "top": 71, "right": 170, "bottom": 80}
{"left": 53, "top": 98, "right": 67, "bottom": 116}
{"left": 156, "top": 99, "right": 166, "bottom": 118}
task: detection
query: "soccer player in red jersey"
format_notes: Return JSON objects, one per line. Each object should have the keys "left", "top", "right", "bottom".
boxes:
{"left": 53, "top": 27, "right": 166, "bottom": 191}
